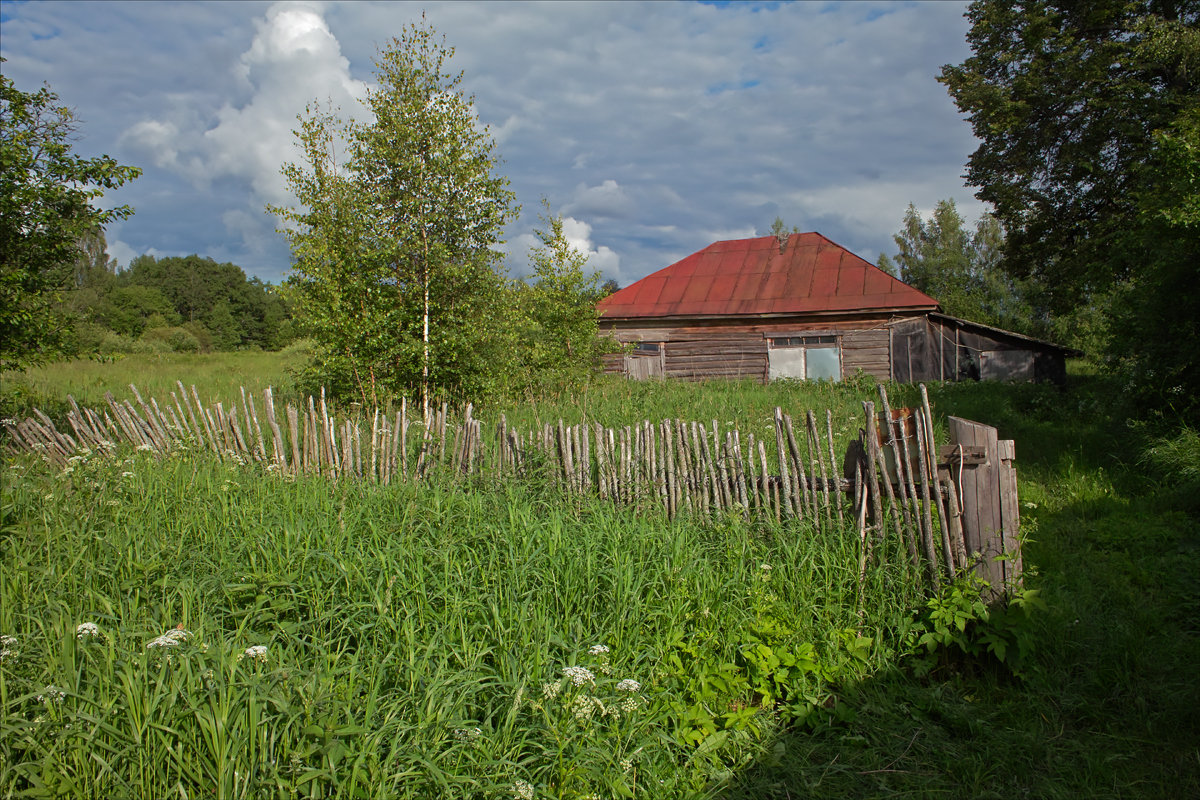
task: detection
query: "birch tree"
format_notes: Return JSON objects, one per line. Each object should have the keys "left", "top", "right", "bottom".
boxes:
{"left": 274, "top": 19, "right": 516, "bottom": 411}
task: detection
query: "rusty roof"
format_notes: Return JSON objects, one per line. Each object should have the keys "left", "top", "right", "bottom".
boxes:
{"left": 598, "top": 232, "right": 939, "bottom": 319}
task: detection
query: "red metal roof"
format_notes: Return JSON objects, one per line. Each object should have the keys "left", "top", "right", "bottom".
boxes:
{"left": 598, "top": 232, "right": 939, "bottom": 319}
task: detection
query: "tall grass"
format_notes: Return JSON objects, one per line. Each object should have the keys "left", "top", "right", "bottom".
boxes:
{"left": 1, "top": 348, "right": 309, "bottom": 422}
{"left": 0, "top": 443, "right": 909, "bottom": 798}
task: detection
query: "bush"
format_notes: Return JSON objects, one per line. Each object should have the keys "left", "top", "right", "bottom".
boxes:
{"left": 141, "top": 326, "right": 201, "bottom": 353}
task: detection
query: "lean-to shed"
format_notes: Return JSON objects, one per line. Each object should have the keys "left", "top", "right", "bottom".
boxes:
{"left": 597, "top": 232, "right": 1076, "bottom": 384}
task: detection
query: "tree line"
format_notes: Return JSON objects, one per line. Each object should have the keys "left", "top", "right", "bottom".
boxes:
{"left": 66, "top": 231, "right": 297, "bottom": 355}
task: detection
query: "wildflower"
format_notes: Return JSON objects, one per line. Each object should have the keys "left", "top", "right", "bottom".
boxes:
{"left": 616, "top": 679, "right": 641, "bottom": 693}
{"left": 0, "top": 634, "right": 17, "bottom": 662}
{"left": 621, "top": 758, "right": 634, "bottom": 774}
{"left": 38, "top": 685, "right": 66, "bottom": 704}
{"left": 760, "top": 563, "right": 773, "bottom": 582}
{"left": 541, "top": 681, "right": 561, "bottom": 700}
{"left": 620, "top": 697, "right": 641, "bottom": 714}
{"left": 512, "top": 779, "right": 535, "bottom": 800}
{"left": 588, "top": 644, "right": 610, "bottom": 656}
{"left": 137, "top": 444, "right": 154, "bottom": 452}
{"left": 146, "top": 628, "right": 190, "bottom": 649}
{"left": 75, "top": 622, "right": 101, "bottom": 641}
{"left": 571, "top": 695, "right": 598, "bottom": 721}
{"left": 453, "top": 727, "right": 482, "bottom": 742}
{"left": 121, "top": 471, "right": 134, "bottom": 479}
{"left": 240, "top": 645, "right": 268, "bottom": 663}
{"left": 562, "top": 665, "right": 595, "bottom": 686}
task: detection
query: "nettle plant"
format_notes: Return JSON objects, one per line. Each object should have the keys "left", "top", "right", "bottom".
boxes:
{"left": 901, "top": 574, "right": 1046, "bottom": 678}
{"left": 661, "top": 563, "right": 873, "bottom": 752}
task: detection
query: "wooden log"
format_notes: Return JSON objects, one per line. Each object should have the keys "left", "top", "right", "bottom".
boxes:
{"left": 877, "top": 386, "right": 919, "bottom": 571}
{"left": 808, "top": 411, "right": 833, "bottom": 530}
{"left": 782, "top": 415, "right": 810, "bottom": 519}
{"left": 189, "top": 386, "right": 218, "bottom": 454}
{"left": 913, "top": 408, "right": 942, "bottom": 591}
{"left": 731, "top": 430, "right": 750, "bottom": 516}
{"left": 773, "top": 408, "right": 795, "bottom": 518}
{"left": 919, "top": 386, "right": 956, "bottom": 577}
{"left": 862, "top": 401, "right": 898, "bottom": 562}
{"left": 826, "top": 410, "right": 845, "bottom": 524}
{"left": 129, "top": 385, "right": 169, "bottom": 450}
{"left": 942, "top": 474, "right": 969, "bottom": 571}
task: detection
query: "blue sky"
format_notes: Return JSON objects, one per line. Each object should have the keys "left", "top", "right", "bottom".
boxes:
{"left": 0, "top": 0, "right": 982, "bottom": 286}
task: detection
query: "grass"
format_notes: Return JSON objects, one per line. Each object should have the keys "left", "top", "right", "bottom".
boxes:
{"left": 0, "top": 348, "right": 309, "bottom": 423}
{"left": 3, "top": 355, "right": 1198, "bottom": 797}
{"left": 1, "top": 443, "right": 906, "bottom": 797}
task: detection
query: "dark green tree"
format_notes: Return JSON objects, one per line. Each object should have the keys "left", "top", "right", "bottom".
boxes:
{"left": 0, "top": 66, "right": 140, "bottom": 369}
{"left": 939, "top": 0, "right": 1200, "bottom": 313}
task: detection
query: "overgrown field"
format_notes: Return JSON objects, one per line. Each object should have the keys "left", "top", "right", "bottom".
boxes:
{"left": 2, "top": 357, "right": 1198, "bottom": 798}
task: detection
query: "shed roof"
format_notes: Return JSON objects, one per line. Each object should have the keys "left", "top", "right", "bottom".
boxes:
{"left": 598, "top": 232, "right": 939, "bottom": 320}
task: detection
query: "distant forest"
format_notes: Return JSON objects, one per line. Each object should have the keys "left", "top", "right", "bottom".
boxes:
{"left": 68, "top": 229, "right": 296, "bottom": 354}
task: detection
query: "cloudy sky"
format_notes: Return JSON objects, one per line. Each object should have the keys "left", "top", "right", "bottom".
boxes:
{"left": 0, "top": 0, "right": 984, "bottom": 287}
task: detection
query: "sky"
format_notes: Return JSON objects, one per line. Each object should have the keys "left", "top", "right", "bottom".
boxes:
{"left": 0, "top": 0, "right": 985, "bottom": 287}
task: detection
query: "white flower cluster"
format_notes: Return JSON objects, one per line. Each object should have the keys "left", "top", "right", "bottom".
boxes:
{"left": 453, "top": 727, "right": 482, "bottom": 742}
{"left": 146, "top": 628, "right": 190, "bottom": 649}
{"left": 541, "top": 681, "right": 561, "bottom": 700}
{"left": 0, "top": 634, "right": 17, "bottom": 662}
{"left": 38, "top": 685, "right": 66, "bottom": 704}
{"left": 571, "top": 695, "right": 599, "bottom": 721}
{"left": 136, "top": 444, "right": 154, "bottom": 452}
{"left": 75, "top": 622, "right": 101, "bottom": 641}
{"left": 512, "top": 779, "right": 535, "bottom": 800}
{"left": 562, "top": 665, "right": 595, "bottom": 686}
{"left": 240, "top": 645, "right": 268, "bottom": 663}
{"left": 616, "top": 679, "right": 640, "bottom": 693}
{"left": 588, "top": 644, "right": 609, "bottom": 656}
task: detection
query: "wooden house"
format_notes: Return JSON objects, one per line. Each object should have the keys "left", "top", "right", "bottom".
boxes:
{"left": 597, "top": 232, "right": 1076, "bottom": 384}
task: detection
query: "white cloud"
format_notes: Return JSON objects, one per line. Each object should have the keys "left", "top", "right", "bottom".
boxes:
{"left": 119, "top": 1, "right": 370, "bottom": 233}
{"left": 561, "top": 180, "right": 633, "bottom": 220}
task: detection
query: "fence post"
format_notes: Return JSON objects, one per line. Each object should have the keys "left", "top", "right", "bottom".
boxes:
{"left": 946, "top": 416, "right": 1022, "bottom": 600}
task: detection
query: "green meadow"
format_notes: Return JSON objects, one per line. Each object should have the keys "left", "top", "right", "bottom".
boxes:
{"left": 1, "top": 355, "right": 1197, "bottom": 798}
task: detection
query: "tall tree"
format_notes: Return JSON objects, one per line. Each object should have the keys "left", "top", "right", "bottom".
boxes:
{"left": 940, "top": 0, "right": 1200, "bottom": 409}
{"left": 939, "top": 0, "right": 1200, "bottom": 313}
{"left": 274, "top": 19, "right": 517, "bottom": 410}
{"left": 515, "top": 202, "right": 607, "bottom": 392}
{"left": 880, "top": 200, "right": 1036, "bottom": 334}
{"left": 0, "top": 66, "right": 140, "bottom": 369}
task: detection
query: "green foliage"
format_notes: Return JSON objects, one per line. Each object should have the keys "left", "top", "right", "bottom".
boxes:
{"left": 273, "top": 18, "right": 517, "bottom": 409}
{"left": 1106, "top": 108, "right": 1200, "bottom": 415}
{"left": 902, "top": 577, "right": 1045, "bottom": 678}
{"left": 939, "top": 1, "right": 1200, "bottom": 309}
{"left": 0, "top": 65, "right": 141, "bottom": 370}
{"left": 507, "top": 203, "right": 614, "bottom": 394}
{"left": 941, "top": 1, "right": 1200, "bottom": 410}
{"left": 881, "top": 200, "right": 1040, "bottom": 335}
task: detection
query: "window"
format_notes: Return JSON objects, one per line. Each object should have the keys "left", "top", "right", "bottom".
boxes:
{"left": 769, "top": 334, "right": 837, "bottom": 348}
{"left": 767, "top": 333, "right": 841, "bottom": 382}
{"left": 632, "top": 341, "right": 660, "bottom": 354}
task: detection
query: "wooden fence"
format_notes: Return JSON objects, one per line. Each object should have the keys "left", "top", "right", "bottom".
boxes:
{"left": 3, "top": 381, "right": 1021, "bottom": 597}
